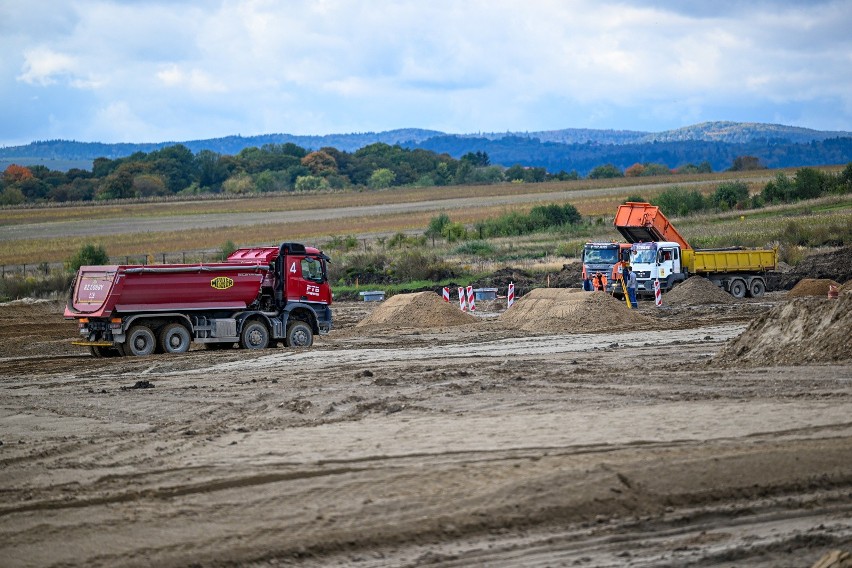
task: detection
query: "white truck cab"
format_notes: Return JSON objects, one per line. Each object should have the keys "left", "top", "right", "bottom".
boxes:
{"left": 629, "top": 241, "right": 684, "bottom": 294}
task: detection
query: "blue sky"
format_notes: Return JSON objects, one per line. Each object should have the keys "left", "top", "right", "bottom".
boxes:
{"left": 2, "top": 0, "right": 851, "bottom": 147}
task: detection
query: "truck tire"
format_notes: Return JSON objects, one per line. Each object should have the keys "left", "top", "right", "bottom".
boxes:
{"left": 126, "top": 325, "right": 157, "bottom": 356}
{"left": 285, "top": 321, "right": 313, "bottom": 348}
{"left": 729, "top": 278, "right": 747, "bottom": 299}
{"left": 160, "top": 323, "right": 191, "bottom": 354}
{"left": 90, "top": 346, "right": 122, "bottom": 357}
{"left": 749, "top": 278, "right": 766, "bottom": 298}
{"left": 240, "top": 321, "right": 269, "bottom": 350}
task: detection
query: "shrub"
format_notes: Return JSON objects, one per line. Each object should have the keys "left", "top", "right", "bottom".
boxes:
{"left": 652, "top": 187, "right": 705, "bottom": 216}
{"left": 67, "top": 243, "right": 109, "bottom": 272}
{"left": 443, "top": 222, "right": 469, "bottom": 243}
{"left": 218, "top": 240, "right": 237, "bottom": 260}
{"left": 391, "top": 250, "right": 455, "bottom": 281}
{"left": 326, "top": 235, "right": 360, "bottom": 251}
{"left": 386, "top": 232, "right": 426, "bottom": 249}
{"left": 454, "top": 240, "right": 495, "bottom": 256}
{"left": 332, "top": 252, "right": 390, "bottom": 285}
{"left": 711, "top": 181, "right": 749, "bottom": 210}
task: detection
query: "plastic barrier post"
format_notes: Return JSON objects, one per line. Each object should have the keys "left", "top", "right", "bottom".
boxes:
{"left": 466, "top": 285, "right": 476, "bottom": 311}
{"left": 654, "top": 279, "right": 662, "bottom": 307}
{"left": 507, "top": 282, "right": 515, "bottom": 308}
{"left": 458, "top": 287, "right": 467, "bottom": 311}
{"left": 442, "top": 287, "right": 450, "bottom": 302}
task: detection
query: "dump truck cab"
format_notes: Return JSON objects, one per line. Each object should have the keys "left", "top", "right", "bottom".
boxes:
{"left": 629, "top": 241, "right": 683, "bottom": 294}
{"left": 581, "top": 242, "right": 631, "bottom": 292}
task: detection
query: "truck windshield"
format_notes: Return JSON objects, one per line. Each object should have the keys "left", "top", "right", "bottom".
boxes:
{"left": 301, "top": 257, "right": 325, "bottom": 282}
{"left": 584, "top": 248, "right": 618, "bottom": 263}
{"left": 632, "top": 249, "right": 657, "bottom": 264}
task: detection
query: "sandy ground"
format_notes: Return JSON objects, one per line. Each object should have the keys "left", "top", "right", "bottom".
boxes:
{"left": 0, "top": 294, "right": 850, "bottom": 567}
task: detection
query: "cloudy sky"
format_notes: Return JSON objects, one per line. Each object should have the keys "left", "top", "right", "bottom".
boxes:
{"left": 2, "top": 0, "right": 851, "bottom": 147}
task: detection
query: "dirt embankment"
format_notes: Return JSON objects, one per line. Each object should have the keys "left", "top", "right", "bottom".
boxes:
{"left": 717, "top": 289, "right": 852, "bottom": 366}
{"left": 778, "top": 246, "right": 852, "bottom": 290}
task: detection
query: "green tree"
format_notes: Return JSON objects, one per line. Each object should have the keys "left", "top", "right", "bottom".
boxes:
{"left": 729, "top": 155, "right": 765, "bottom": 171}
{"left": 68, "top": 243, "right": 109, "bottom": 272}
{"left": 223, "top": 173, "right": 256, "bottom": 194}
{"left": 132, "top": 173, "right": 168, "bottom": 197}
{"left": 0, "top": 186, "right": 26, "bottom": 205}
{"left": 588, "top": 164, "right": 623, "bottom": 179}
{"left": 654, "top": 187, "right": 705, "bottom": 216}
{"left": 294, "top": 175, "right": 330, "bottom": 191}
{"left": 425, "top": 213, "right": 450, "bottom": 245}
{"left": 368, "top": 168, "right": 396, "bottom": 189}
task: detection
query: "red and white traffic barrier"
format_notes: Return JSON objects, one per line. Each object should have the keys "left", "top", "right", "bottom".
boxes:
{"left": 458, "top": 287, "right": 467, "bottom": 311}
{"left": 507, "top": 282, "right": 515, "bottom": 308}
{"left": 466, "top": 285, "right": 476, "bottom": 311}
{"left": 654, "top": 279, "right": 662, "bottom": 307}
{"left": 442, "top": 287, "right": 450, "bottom": 302}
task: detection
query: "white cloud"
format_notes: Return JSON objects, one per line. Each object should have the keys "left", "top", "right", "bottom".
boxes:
{"left": 2, "top": 0, "right": 852, "bottom": 145}
{"left": 18, "top": 47, "right": 78, "bottom": 86}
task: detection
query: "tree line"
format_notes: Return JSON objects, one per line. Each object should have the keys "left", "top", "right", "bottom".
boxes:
{"left": 0, "top": 141, "right": 716, "bottom": 205}
{"left": 3, "top": 134, "right": 851, "bottom": 206}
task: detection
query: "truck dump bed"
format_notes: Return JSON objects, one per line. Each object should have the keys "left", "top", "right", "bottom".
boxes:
{"left": 684, "top": 249, "right": 777, "bottom": 274}
{"left": 65, "top": 263, "right": 267, "bottom": 319}
{"left": 614, "top": 202, "right": 692, "bottom": 249}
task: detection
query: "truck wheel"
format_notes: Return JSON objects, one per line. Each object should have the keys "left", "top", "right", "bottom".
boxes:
{"left": 160, "top": 323, "right": 191, "bottom": 354}
{"left": 240, "top": 321, "right": 269, "bottom": 350}
{"left": 729, "top": 279, "right": 747, "bottom": 299}
{"left": 126, "top": 325, "right": 157, "bottom": 356}
{"left": 749, "top": 278, "right": 766, "bottom": 298}
{"left": 285, "top": 321, "right": 313, "bottom": 348}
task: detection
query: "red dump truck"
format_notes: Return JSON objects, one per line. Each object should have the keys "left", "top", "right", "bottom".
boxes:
{"left": 65, "top": 242, "right": 332, "bottom": 356}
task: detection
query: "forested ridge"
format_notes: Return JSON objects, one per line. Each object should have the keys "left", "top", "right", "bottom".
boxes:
{"left": 2, "top": 121, "right": 852, "bottom": 205}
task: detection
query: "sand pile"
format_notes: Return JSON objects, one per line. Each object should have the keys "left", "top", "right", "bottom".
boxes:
{"left": 497, "top": 288, "right": 655, "bottom": 333}
{"left": 787, "top": 278, "right": 840, "bottom": 298}
{"left": 665, "top": 276, "right": 735, "bottom": 305}
{"left": 355, "top": 292, "right": 477, "bottom": 329}
{"left": 716, "top": 292, "right": 852, "bottom": 365}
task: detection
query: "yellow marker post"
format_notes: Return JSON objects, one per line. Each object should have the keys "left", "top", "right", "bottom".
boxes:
{"left": 620, "top": 277, "right": 632, "bottom": 309}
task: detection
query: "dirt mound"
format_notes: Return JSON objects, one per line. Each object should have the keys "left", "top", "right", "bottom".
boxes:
{"left": 811, "top": 550, "right": 852, "bottom": 568}
{"left": 355, "top": 291, "right": 478, "bottom": 329}
{"left": 716, "top": 292, "right": 852, "bottom": 365}
{"left": 551, "top": 262, "right": 584, "bottom": 288}
{"left": 665, "top": 276, "right": 735, "bottom": 305}
{"left": 787, "top": 278, "right": 840, "bottom": 298}
{"left": 497, "top": 288, "right": 655, "bottom": 333}
{"left": 779, "top": 246, "right": 852, "bottom": 290}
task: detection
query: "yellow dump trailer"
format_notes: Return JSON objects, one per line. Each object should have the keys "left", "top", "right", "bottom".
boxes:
{"left": 684, "top": 248, "right": 777, "bottom": 274}
{"left": 630, "top": 242, "right": 777, "bottom": 299}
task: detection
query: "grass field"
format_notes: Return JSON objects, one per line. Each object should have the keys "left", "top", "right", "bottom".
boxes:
{"left": 0, "top": 167, "right": 846, "bottom": 268}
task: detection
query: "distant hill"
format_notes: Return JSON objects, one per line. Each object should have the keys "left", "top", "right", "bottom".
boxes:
{"left": 2, "top": 122, "right": 850, "bottom": 175}
{"left": 640, "top": 121, "right": 852, "bottom": 144}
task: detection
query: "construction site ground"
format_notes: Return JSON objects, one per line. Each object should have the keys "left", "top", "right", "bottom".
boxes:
{"left": 1, "top": 283, "right": 851, "bottom": 567}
